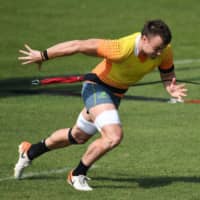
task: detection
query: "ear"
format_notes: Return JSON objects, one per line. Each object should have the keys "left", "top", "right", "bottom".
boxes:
{"left": 141, "top": 35, "right": 148, "bottom": 43}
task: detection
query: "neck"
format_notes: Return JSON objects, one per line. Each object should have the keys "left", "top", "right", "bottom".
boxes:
{"left": 137, "top": 38, "right": 148, "bottom": 61}
{"left": 138, "top": 37, "right": 146, "bottom": 55}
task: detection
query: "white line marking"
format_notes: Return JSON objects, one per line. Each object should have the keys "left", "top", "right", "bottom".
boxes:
{"left": 0, "top": 167, "right": 68, "bottom": 182}
{"left": 175, "top": 58, "right": 200, "bottom": 65}
{"left": 0, "top": 165, "right": 97, "bottom": 182}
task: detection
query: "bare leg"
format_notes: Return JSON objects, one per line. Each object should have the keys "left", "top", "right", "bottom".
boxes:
{"left": 80, "top": 104, "right": 123, "bottom": 166}
{"left": 45, "top": 126, "right": 92, "bottom": 150}
{"left": 27, "top": 108, "right": 93, "bottom": 161}
{"left": 14, "top": 110, "right": 93, "bottom": 180}
{"left": 43, "top": 107, "right": 94, "bottom": 149}
{"left": 82, "top": 124, "right": 123, "bottom": 166}
{"left": 45, "top": 128, "right": 71, "bottom": 149}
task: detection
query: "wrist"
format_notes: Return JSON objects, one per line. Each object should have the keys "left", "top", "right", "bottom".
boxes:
{"left": 40, "top": 50, "right": 49, "bottom": 61}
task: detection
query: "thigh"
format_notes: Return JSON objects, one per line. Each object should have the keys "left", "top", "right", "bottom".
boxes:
{"left": 78, "top": 105, "right": 122, "bottom": 136}
{"left": 75, "top": 108, "right": 98, "bottom": 136}
{"left": 80, "top": 82, "right": 122, "bottom": 136}
{"left": 82, "top": 104, "right": 117, "bottom": 122}
{"left": 92, "top": 107, "right": 122, "bottom": 133}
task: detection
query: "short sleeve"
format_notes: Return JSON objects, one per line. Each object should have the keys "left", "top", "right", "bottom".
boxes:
{"left": 97, "top": 39, "right": 132, "bottom": 62}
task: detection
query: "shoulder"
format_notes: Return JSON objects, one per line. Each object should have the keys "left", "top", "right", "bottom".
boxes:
{"left": 118, "top": 32, "right": 141, "bottom": 46}
{"left": 117, "top": 32, "right": 141, "bottom": 58}
{"left": 97, "top": 32, "right": 140, "bottom": 61}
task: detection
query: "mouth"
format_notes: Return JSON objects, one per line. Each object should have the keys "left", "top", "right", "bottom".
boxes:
{"left": 149, "top": 54, "right": 157, "bottom": 59}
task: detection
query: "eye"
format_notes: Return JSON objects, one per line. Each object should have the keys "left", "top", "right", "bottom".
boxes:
{"left": 154, "top": 46, "right": 165, "bottom": 52}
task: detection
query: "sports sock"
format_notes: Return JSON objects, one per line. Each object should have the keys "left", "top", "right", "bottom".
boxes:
{"left": 27, "top": 139, "right": 50, "bottom": 160}
{"left": 72, "top": 160, "right": 91, "bottom": 176}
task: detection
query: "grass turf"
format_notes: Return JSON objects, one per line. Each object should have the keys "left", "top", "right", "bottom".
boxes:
{"left": 0, "top": 0, "right": 200, "bottom": 199}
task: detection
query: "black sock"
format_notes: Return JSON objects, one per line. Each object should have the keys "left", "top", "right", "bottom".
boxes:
{"left": 27, "top": 139, "right": 50, "bottom": 160}
{"left": 72, "top": 160, "right": 91, "bottom": 176}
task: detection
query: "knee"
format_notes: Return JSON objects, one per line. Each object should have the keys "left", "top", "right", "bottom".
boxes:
{"left": 74, "top": 136, "right": 87, "bottom": 145}
{"left": 111, "top": 131, "right": 123, "bottom": 148}
{"left": 102, "top": 128, "right": 123, "bottom": 149}
{"left": 69, "top": 127, "right": 91, "bottom": 145}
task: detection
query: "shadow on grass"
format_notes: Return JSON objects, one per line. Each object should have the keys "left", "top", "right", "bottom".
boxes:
{"left": 22, "top": 174, "right": 200, "bottom": 189}
{"left": 0, "top": 77, "right": 170, "bottom": 103}
{"left": 24, "top": 175, "right": 64, "bottom": 181}
{"left": 0, "top": 77, "right": 82, "bottom": 97}
{"left": 93, "top": 176, "right": 200, "bottom": 189}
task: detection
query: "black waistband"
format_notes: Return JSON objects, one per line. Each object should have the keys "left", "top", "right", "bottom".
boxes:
{"left": 83, "top": 73, "right": 128, "bottom": 94}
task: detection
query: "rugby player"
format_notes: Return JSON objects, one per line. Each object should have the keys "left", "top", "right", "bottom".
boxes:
{"left": 15, "top": 19, "right": 187, "bottom": 191}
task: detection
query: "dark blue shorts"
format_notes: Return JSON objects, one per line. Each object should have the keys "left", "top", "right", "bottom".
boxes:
{"left": 81, "top": 82, "right": 121, "bottom": 111}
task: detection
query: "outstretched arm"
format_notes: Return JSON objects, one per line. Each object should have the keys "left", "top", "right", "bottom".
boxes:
{"left": 160, "top": 70, "right": 187, "bottom": 100}
{"left": 18, "top": 39, "right": 101, "bottom": 65}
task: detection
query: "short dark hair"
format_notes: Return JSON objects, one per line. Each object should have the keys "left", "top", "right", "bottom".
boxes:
{"left": 141, "top": 19, "right": 172, "bottom": 45}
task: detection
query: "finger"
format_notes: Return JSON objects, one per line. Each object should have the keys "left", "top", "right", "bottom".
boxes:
{"left": 179, "top": 92, "right": 187, "bottom": 97}
{"left": 18, "top": 56, "right": 30, "bottom": 60}
{"left": 181, "top": 88, "right": 188, "bottom": 92}
{"left": 19, "top": 49, "right": 30, "bottom": 56}
{"left": 171, "top": 77, "right": 176, "bottom": 85}
{"left": 179, "top": 92, "right": 187, "bottom": 96}
{"left": 21, "top": 60, "right": 33, "bottom": 65}
{"left": 177, "top": 83, "right": 186, "bottom": 88}
{"left": 174, "top": 84, "right": 186, "bottom": 90}
{"left": 175, "top": 90, "right": 187, "bottom": 97}
{"left": 24, "top": 44, "right": 32, "bottom": 51}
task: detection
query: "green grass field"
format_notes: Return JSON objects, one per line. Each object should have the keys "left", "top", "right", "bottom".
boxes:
{"left": 0, "top": 0, "right": 200, "bottom": 199}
